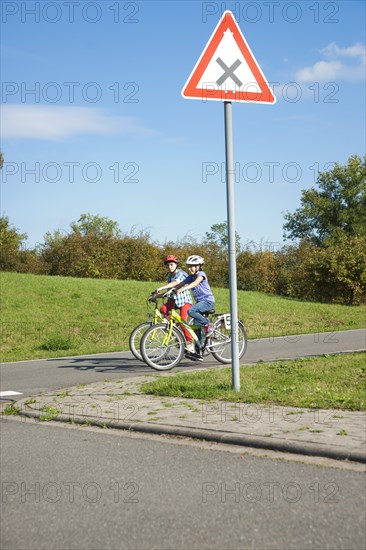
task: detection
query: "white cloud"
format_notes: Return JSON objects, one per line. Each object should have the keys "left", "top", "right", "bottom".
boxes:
{"left": 296, "top": 60, "right": 344, "bottom": 81}
{"left": 0, "top": 104, "right": 157, "bottom": 140}
{"left": 295, "top": 42, "right": 365, "bottom": 82}
{"left": 321, "top": 41, "right": 366, "bottom": 59}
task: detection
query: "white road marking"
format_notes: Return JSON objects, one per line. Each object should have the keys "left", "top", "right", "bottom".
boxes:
{"left": 0, "top": 391, "right": 23, "bottom": 397}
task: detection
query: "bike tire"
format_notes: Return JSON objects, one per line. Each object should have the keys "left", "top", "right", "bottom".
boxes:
{"left": 209, "top": 320, "right": 247, "bottom": 364}
{"left": 129, "top": 322, "right": 152, "bottom": 360}
{"left": 140, "top": 323, "right": 185, "bottom": 371}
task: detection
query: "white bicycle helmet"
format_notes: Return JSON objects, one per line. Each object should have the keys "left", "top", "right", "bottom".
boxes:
{"left": 185, "top": 255, "right": 204, "bottom": 266}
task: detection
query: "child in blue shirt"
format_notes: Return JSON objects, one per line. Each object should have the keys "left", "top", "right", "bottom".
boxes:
{"left": 174, "top": 255, "right": 215, "bottom": 344}
{"left": 156, "top": 255, "right": 194, "bottom": 349}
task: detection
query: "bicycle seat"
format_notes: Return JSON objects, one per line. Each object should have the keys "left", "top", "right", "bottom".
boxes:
{"left": 202, "top": 309, "right": 215, "bottom": 315}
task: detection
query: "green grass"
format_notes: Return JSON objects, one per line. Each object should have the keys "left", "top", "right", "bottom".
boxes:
{"left": 2, "top": 404, "right": 21, "bottom": 416}
{"left": 140, "top": 353, "right": 366, "bottom": 411}
{"left": 1, "top": 271, "right": 365, "bottom": 362}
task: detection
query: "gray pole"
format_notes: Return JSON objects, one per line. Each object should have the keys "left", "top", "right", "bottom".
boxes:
{"left": 224, "top": 101, "right": 240, "bottom": 391}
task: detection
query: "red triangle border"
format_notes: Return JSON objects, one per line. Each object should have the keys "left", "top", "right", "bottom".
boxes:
{"left": 182, "top": 11, "right": 276, "bottom": 104}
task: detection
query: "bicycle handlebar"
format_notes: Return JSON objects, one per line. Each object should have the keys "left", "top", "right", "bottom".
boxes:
{"left": 147, "top": 289, "right": 177, "bottom": 304}
{"left": 163, "top": 289, "right": 176, "bottom": 298}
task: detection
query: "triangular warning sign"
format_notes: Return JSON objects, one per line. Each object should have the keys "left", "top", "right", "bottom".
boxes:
{"left": 182, "top": 11, "right": 276, "bottom": 104}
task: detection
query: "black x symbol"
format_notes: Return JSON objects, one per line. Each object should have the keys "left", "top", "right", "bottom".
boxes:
{"left": 216, "top": 58, "right": 243, "bottom": 87}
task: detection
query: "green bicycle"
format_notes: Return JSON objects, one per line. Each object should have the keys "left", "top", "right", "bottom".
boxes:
{"left": 140, "top": 298, "right": 247, "bottom": 371}
{"left": 129, "top": 292, "right": 167, "bottom": 360}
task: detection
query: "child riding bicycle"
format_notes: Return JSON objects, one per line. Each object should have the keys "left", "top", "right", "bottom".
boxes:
{"left": 174, "top": 255, "right": 215, "bottom": 350}
{"left": 155, "top": 255, "right": 195, "bottom": 352}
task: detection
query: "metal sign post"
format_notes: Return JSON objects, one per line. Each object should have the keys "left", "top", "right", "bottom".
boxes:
{"left": 181, "top": 11, "right": 276, "bottom": 390}
{"left": 224, "top": 100, "right": 240, "bottom": 390}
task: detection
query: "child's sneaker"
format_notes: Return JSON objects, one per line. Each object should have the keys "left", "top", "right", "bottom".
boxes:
{"left": 204, "top": 322, "right": 215, "bottom": 336}
{"left": 185, "top": 342, "right": 195, "bottom": 353}
{"left": 184, "top": 350, "right": 203, "bottom": 362}
{"left": 184, "top": 342, "right": 203, "bottom": 361}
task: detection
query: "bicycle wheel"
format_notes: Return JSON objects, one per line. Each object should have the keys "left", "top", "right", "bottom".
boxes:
{"left": 129, "top": 322, "right": 152, "bottom": 360}
{"left": 209, "top": 320, "right": 247, "bottom": 364}
{"left": 140, "top": 323, "right": 185, "bottom": 371}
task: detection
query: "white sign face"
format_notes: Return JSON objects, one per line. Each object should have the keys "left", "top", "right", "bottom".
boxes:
{"left": 182, "top": 11, "right": 276, "bottom": 103}
{"left": 197, "top": 29, "right": 261, "bottom": 94}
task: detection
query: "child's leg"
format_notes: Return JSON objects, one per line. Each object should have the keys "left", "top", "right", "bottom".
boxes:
{"left": 160, "top": 300, "right": 175, "bottom": 316}
{"left": 188, "top": 301, "right": 215, "bottom": 346}
{"left": 188, "top": 300, "right": 214, "bottom": 326}
{"left": 179, "top": 303, "right": 193, "bottom": 342}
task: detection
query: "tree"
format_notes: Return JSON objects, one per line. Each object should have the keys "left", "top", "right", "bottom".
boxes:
{"left": 324, "top": 233, "right": 366, "bottom": 304}
{"left": 283, "top": 155, "right": 366, "bottom": 245}
{"left": 70, "top": 213, "right": 122, "bottom": 238}
{"left": 42, "top": 229, "right": 66, "bottom": 249}
{"left": 204, "top": 221, "right": 241, "bottom": 253}
{"left": 0, "top": 216, "right": 27, "bottom": 270}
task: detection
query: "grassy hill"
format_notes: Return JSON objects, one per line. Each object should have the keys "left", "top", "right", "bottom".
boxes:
{"left": 1, "top": 271, "right": 365, "bottom": 362}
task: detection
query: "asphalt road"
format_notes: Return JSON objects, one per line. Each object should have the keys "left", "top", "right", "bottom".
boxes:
{"left": 1, "top": 330, "right": 365, "bottom": 550}
{"left": 1, "top": 420, "right": 365, "bottom": 550}
{"left": 1, "top": 329, "right": 365, "bottom": 397}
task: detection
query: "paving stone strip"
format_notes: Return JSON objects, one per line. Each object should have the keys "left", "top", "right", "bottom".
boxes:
{"left": 7, "top": 371, "right": 366, "bottom": 463}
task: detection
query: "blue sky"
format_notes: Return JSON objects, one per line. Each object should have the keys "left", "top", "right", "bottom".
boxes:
{"left": 1, "top": 0, "right": 365, "bottom": 250}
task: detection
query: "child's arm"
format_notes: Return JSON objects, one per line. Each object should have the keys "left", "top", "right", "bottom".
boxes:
{"left": 156, "top": 280, "right": 179, "bottom": 293}
{"left": 176, "top": 275, "right": 204, "bottom": 294}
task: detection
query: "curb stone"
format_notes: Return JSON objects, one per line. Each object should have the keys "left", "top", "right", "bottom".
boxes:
{"left": 15, "top": 408, "right": 366, "bottom": 464}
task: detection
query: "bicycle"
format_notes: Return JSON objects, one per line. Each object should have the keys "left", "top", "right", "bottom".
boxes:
{"left": 129, "top": 290, "right": 195, "bottom": 361}
{"left": 139, "top": 296, "right": 247, "bottom": 371}
{"left": 129, "top": 291, "right": 167, "bottom": 360}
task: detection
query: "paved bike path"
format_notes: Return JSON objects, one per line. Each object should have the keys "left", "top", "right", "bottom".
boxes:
{"left": 1, "top": 329, "right": 365, "bottom": 396}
